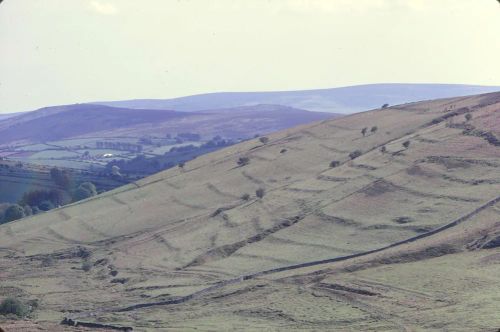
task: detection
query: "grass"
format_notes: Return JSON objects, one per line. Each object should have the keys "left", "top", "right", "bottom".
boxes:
{"left": 0, "top": 92, "right": 499, "bottom": 330}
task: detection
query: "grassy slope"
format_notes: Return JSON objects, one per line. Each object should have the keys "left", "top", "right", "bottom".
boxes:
{"left": 0, "top": 92, "right": 499, "bottom": 330}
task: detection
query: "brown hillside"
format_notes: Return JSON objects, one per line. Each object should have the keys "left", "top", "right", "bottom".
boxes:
{"left": 0, "top": 92, "right": 499, "bottom": 331}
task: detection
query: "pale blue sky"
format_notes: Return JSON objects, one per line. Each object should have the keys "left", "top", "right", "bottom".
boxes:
{"left": 1, "top": 0, "right": 499, "bottom": 113}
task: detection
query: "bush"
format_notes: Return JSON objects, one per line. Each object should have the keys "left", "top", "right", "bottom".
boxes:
{"left": 402, "top": 140, "right": 411, "bottom": 149}
{"left": 381, "top": 103, "right": 389, "bottom": 109}
{"left": 0, "top": 298, "right": 30, "bottom": 317}
{"left": 259, "top": 137, "right": 269, "bottom": 144}
{"left": 361, "top": 128, "right": 368, "bottom": 136}
{"left": 349, "top": 150, "right": 362, "bottom": 160}
{"left": 280, "top": 149, "right": 287, "bottom": 154}
{"left": 178, "top": 162, "right": 185, "bottom": 168}
{"left": 256, "top": 188, "right": 265, "bottom": 199}
{"left": 380, "top": 146, "right": 387, "bottom": 153}
{"left": 371, "top": 126, "right": 378, "bottom": 133}
{"left": 241, "top": 193, "right": 250, "bottom": 201}
{"left": 3, "top": 204, "right": 25, "bottom": 223}
{"left": 465, "top": 113, "right": 472, "bottom": 121}
{"left": 237, "top": 157, "right": 250, "bottom": 166}
{"left": 49, "top": 167, "right": 71, "bottom": 189}
{"left": 329, "top": 160, "right": 340, "bottom": 168}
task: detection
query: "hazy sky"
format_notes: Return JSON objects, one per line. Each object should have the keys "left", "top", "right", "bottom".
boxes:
{"left": 1, "top": 0, "right": 499, "bottom": 113}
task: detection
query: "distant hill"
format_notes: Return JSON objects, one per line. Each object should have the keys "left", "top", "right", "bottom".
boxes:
{"left": 0, "top": 103, "right": 336, "bottom": 145}
{"left": 93, "top": 83, "right": 500, "bottom": 113}
{"left": 0, "top": 104, "right": 192, "bottom": 145}
{"left": 1, "top": 91, "right": 499, "bottom": 330}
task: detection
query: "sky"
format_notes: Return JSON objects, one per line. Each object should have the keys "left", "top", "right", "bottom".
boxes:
{"left": 0, "top": 0, "right": 499, "bottom": 113}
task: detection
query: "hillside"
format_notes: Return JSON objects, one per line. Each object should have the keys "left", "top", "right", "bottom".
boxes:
{"left": 0, "top": 104, "right": 335, "bottom": 146}
{"left": 0, "top": 92, "right": 499, "bottom": 330}
{"left": 94, "top": 83, "right": 500, "bottom": 113}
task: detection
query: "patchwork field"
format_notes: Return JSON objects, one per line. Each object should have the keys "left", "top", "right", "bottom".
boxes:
{"left": 0, "top": 92, "right": 499, "bottom": 331}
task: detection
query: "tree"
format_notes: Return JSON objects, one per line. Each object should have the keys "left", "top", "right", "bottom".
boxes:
{"left": 3, "top": 204, "right": 25, "bottom": 223}
{"left": 0, "top": 298, "right": 30, "bottom": 317}
{"left": 20, "top": 189, "right": 70, "bottom": 208}
{"left": 329, "top": 160, "right": 340, "bottom": 168}
{"left": 23, "top": 205, "right": 33, "bottom": 216}
{"left": 73, "top": 183, "right": 97, "bottom": 202}
{"left": 361, "top": 128, "right": 368, "bottom": 136}
{"left": 237, "top": 157, "right": 250, "bottom": 166}
{"left": 371, "top": 126, "right": 378, "bottom": 133}
{"left": 38, "top": 200, "right": 55, "bottom": 211}
{"left": 50, "top": 167, "right": 71, "bottom": 189}
{"left": 73, "top": 188, "right": 92, "bottom": 202}
{"left": 241, "top": 193, "right": 250, "bottom": 201}
{"left": 465, "top": 113, "right": 472, "bottom": 121}
{"left": 402, "top": 140, "right": 411, "bottom": 149}
{"left": 349, "top": 150, "right": 363, "bottom": 160}
{"left": 259, "top": 137, "right": 269, "bottom": 144}
{"left": 79, "top": 182, "right": 97, "bottom": 196}
{"left": 256, "top": 188, "right": 265, "bottom": 199}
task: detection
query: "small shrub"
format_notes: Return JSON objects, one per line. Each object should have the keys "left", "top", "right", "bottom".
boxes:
{"left": 0, "top": 298, "right": 30, "bottom": 317}
{"left": 237, "top": 157, "right": 250, "bottom": 166}
{"left": 241, "top": 193, "right": 250, "bottom": 201}
{"left": 361, "top": 128, "right": 368, "bottom": 136}
{"left": 82, "top": 261, "right": 92, "bottom": 272}
{"left": 465, "top": 113, "right": 472, "bottom": 121}
{"left": 380, "top": 146, "right": 387, "bottom": 153}
{"left": 329, "top": 160, "right": 340, "bottom": 168}
{"left": 259, "top": 137, "right": 269, "bottom": 144}
{"left": 76, "top": 246, "right": 92, "bottom": 259}
{"left": 256, "top": 188, "right": 265, "bottom": 199}
{"left": 110, "top": 278, "right": 129, "bottom": 284}
{"left": 349, "top": 150, "right": 362, "bottom": 160}
{"left": 381, "top": 103, "right": 389, "bottom": 109}
{"left": 371, "top": 126, "right": 378, "bottom": 133}
{"left": 178, "top": 162, "right": 185, "bottom": 168}
{"left": 393, "top": 216, "right": 414, "bottom": 224}
{"left": 280, "top": 149, "right": 287, "bottom": 154}
{"left": 402, "top": 140, "right": 411, "bottom": 149}
{"left": 211, "top": 207, "right": 224, "bottom": 217}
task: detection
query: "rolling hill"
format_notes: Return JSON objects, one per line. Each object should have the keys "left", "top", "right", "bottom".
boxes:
{"left": 94, "top": 83, "right": 500, "bottom": 113}
{"left": 0, "top": 91, "right": 499, "bottom": 330}
{"left": 0, "top": 104, "right": 336, "bottom": 146}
